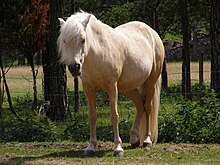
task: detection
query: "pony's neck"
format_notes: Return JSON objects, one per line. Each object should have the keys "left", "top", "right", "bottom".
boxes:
{"left": 85, "top": 18, "right": 114, "bottom": 56}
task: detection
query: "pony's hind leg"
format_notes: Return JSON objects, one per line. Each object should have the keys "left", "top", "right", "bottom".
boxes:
{"left": 123, "top": 89, "right": 145, "bottom": 148}
{"left": 108, "top": 83, "right": 124, "bottom": 157}
{"left": 142, "top": 76, "right": 161, "bottom": 148}
{"left": 83, "top": 86, "right": 97, "bottom": 155}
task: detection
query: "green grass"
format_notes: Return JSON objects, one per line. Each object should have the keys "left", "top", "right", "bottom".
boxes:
{"left": 1, "top": 64, "right": 219, "bottom": 164}
{"left": 0, "top": 142, "right": 219, "bottom": 164}
{"left": 163, "top": 33, "right": 182, "bottom": 43}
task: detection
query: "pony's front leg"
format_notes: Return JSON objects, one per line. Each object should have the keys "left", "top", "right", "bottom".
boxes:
{"left": 108, "top": 83, "right": 124, "bottom": 157}
{"left": 83, "top": 87, "right": 97, "bottom": 155}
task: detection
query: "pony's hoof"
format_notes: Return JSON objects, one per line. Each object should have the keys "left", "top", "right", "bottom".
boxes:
{"left": 143, "top": 142, "right": 152, "bottom": 150}
{"left": 113, "top": 150, "right": 124, "bottom": 157}
{"left": 84, "top": 150, "right": 95, "bottom": 156}
{"left": 130, "top": 140, "right": 140, "bottom": 149}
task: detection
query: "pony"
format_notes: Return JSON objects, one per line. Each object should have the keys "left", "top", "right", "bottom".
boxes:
{"left": 57, "top": 11, "right": 164, "bottom": 157}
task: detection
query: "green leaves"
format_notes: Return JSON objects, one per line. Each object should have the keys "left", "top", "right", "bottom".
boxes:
{"left": 159, "top": 85, "right": 220, "bottom": 143}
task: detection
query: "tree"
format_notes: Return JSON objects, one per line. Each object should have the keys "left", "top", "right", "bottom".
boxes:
{"left": 179, "top": 0, "right": 192, "bottom": 100}
{"left": 21, "top": 0, "right": 49, "bottom": 110}
{"left": 43, "top": 0, "right": 67, "bottom": 120}
{"left": 0, "top": 0, "right": 50, "bottom": 111}
{"left": 0, "top": 55, "right": 21, "bottom": 120}
{"left": 210, "top": 0, "right": 220, "bottom": 98}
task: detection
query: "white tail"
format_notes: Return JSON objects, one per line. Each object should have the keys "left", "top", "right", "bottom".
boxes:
{"left": 139, "top": 75, "right": 161, "bottom": 145}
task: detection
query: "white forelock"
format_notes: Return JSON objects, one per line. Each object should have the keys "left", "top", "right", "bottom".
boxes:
{"left": 57, "top": 11, "right": 93, "bottom": 65}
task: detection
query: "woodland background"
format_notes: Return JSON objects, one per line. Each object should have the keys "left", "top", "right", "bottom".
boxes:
{"left": 0, "top": 0, "right": 219, "bottom": 146}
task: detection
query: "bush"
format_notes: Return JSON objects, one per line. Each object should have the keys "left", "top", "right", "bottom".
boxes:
{"left": 0, "top": 115, "right": 58, "bottom": 142}
{"left": 1, "top": 84, "right": 219, "bottom": 144}
{"left": 159, "top": 86, "right": 220, "bottom": 144}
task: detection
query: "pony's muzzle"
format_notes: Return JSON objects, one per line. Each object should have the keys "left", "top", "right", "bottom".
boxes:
{"left": 68, "top": 63, "right": 81, "bottom": 77}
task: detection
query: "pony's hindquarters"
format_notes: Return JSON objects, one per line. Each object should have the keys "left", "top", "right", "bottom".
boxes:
{"left": 139, "top": 75, "right": 161, "bottom": 146}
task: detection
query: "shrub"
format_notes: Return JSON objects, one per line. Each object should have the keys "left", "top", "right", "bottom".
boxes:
{"left": 1, "top": 84, "right": 219, "bottom": 144}
{"left": 159, "top": 86, "right": 220, "bottom": 144}
{"left": 0, "top": 115, "right": 58, "bottom": 142}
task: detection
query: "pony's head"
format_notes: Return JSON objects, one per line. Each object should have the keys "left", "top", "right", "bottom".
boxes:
{"left": 57, "top": 12, "right": 92, "bottom": 76}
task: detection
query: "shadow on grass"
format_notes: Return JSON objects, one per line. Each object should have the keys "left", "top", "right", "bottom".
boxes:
{"left": 1, "top": 147, "right": 120, "bottom": 164}
{"left": 2, "top": 144, "right": 136, "bottom": 164}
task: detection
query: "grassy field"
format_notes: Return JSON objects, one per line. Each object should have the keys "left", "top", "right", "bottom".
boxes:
{"left": 0, "top": 142, "right": 219, "bottom": 164}
{"left": 5, "top": 62, "right": 211, "bottom": 96}
{"left": 5, "top": 66, "right": 77, "bottom": 96}
{"left": 1, "top": 61, "right": 219, "bottom": 165}
{"left": 166, "top": 61, "right": 211, "bottom": 85}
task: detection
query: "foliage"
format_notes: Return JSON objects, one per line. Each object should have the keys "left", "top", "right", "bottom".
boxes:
{"left": 21, "top": 0, "right": 49, "bottom": 57}
{"left": 0, "top": 0, "right": 49, "bottom": 59}
{"left": 0, "top": 115, "right": 57, "bottom": 142}
{"left": 0, "top": 84, "right": 219, "bottom": 144}
{"left": 159, "top": 84, "right": 220, "bottom": 143}
{"left": 64, "top": 0, "right": 210, "bottom": 38}
{"left": 0, "top": 0, "right": 211, "bottom": 63}
{"left": 0, "top": 0, "right": 24, "bottom": 57}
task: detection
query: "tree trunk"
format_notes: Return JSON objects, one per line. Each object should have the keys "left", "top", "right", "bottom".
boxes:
{"left": 162, "top": 53, "right": 168, "bottom": 89}
{"left": 68, "top": 65, "right": 80, "bottom": 112}
{"left": 43, "top": 0, "right": 67, "bottom": 120}
{"left": 180, "top": 0, "right": 192, "bottom": 100}
{"left": 151, "top": 6, "right": 168, "bottom": 89}
{"left": 0, "top": 67, "right": 2, "bottom": 119}
{"left": 199, "top": 52, "right": 204, "bottom": 86}
{"left": 0, "top": 55, "right": 20, "bottom": 120}
{"left": 210, "top": 0, "right": 220, "bottom": 99}
{"left": 26, "top": 55, "right": 38, "bottom": 111}
{"left": 74, "top": 77, "right": 80, "bottom": 112}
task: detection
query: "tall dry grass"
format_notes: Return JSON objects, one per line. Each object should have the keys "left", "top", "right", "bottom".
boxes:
{"left": 4, "top": 62, "right": 211, "bottom": 96}
{"left": 167, "top": 61, "right": 211, "bottom": 85}
{"left": 4, "top": 66, "right": 78, "bottom": 96}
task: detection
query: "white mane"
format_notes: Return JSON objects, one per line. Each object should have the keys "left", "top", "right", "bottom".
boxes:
{"left": 57, "top": 11, "right": 95, "bottom": 65}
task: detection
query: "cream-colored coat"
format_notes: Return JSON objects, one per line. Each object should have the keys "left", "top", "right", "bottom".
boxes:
{"left": 58, "top": 11, "right": 164, "bottom": 156}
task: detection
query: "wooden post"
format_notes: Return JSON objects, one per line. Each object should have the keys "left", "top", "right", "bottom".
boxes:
{"left": 0, "top": 68, "right": 2, "bottom": 118}
{"left": 74, "top": 77, "right": 80, "bottom": 112}
{"left": 193, "top": 30, "right": 198, "bottom": 61}
{"left": 199, "top": 52, "right": 204, "bottom": 86}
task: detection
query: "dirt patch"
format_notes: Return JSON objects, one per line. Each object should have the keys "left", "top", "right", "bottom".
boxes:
{"left": 163, "top": 145, "right": 190, "bottom": 152}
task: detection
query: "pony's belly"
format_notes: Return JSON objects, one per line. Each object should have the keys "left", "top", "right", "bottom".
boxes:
{"left": 117, "top": 70, "right": 151, "bottom": 91}
{"left": 117, "top": 58, "right": 152, "bottom": 91}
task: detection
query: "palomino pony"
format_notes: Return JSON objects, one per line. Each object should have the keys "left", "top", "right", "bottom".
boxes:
{"left": 58, "top": 11, "right": 164, "bottom": 157}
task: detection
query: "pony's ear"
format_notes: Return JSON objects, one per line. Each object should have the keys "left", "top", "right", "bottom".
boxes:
{"left": 82, "top": 15, "right": 91, "bottom": 27}
{"left": 58, "top": 18, "right": 65, "bottom": 26}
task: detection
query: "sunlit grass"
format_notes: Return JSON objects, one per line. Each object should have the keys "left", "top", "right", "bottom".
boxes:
{"left": 5, "top": 66, "right": 83, "bottom": 97}
{"left": 0, "top": 142, "right": 219, "bottom": 164}
{"left": 4, "top": 61, "right": 211, "bottom": 97}
{"left": 167, "top": 61, "right": 211, "bottom": 85}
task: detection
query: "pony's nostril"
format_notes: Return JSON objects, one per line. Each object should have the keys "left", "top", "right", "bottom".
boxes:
{"left": 75, "top": 63, "right": 81, "bottom": 70}
{"left": 68, "top": 63, "right": 81, "bottom": 77}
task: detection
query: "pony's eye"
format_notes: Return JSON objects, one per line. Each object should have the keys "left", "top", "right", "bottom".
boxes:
{"left": 82, "top": 38, "right": 85, "bottom": 44}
